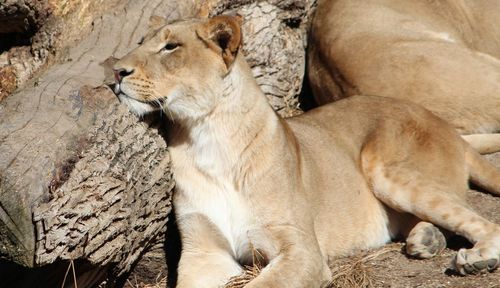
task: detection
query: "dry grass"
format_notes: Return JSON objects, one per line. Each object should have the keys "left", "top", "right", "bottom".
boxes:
{"left": 328, "top": 246, "right": 397, "bottom": 288}
{"left": 224, "top": 246, "right": 398, "bottom": 288}
{"left": 126, "top": 274, "right": 167, "bottom": 288}
{"left": 61, "top": 259, "right": 78, "bottom": 288}
{"left": 224, "top": 246, "right": 265, "bottom": 288}
{"left": 224, "top": 265, "right": 262, "bottom": 288}
{"left": 124, "top": 246, "right": 167, "bottom": 288}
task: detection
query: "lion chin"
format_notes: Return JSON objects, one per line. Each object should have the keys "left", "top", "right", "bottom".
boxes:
{"left": 117, "top": 93, "right": 157, "bottom": 116}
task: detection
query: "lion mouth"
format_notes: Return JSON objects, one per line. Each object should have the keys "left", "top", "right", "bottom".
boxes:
{"left": 113, "top": 82, "right": 166, "bottom": 108}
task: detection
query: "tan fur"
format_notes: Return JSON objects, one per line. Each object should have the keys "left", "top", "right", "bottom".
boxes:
{"left": 308, "top": 0, "right": 500, "bottom": 154}
{"left": 114, "top": 16, "right": 500, "bottom": 287}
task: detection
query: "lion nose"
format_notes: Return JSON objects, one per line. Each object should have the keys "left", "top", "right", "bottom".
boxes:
{"left": 113, "top": 68, "right": 134, "bottom": 82}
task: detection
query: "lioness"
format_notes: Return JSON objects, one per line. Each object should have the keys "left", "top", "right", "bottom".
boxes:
{"left": 308, "top": 0, "right": 500, "bottom": 154}
{"left": 113, "top": 15, "right": 500, "bottom": 287}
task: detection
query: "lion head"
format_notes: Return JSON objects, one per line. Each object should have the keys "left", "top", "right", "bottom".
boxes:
{"left": 113, "top": 15, "right": 242, "bottom": 120}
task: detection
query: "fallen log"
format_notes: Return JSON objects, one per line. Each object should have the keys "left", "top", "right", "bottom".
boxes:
{"left": 0, "top": 1, "right": 195, "bottom": 286}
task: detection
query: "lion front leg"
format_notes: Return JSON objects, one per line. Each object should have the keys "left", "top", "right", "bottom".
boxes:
{"left": 176, "top": 213, "right": 242, "bottom": 288}
{"left": 244, "top": 225, "right": 331, "bottom": 288}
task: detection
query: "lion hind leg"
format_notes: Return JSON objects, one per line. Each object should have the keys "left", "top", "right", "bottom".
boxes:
{"left": 462, "top": 134, "right": 500, "bottom": 155}
{"left": 363, "top": 159, "right": 500, "bottom": 275}
{"left": 465, "top": 147, "right": 500, "bottom": 196}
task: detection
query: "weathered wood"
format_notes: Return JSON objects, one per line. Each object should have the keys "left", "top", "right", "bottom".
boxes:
{"left": 0, "top": 0, "right": 317, "bottom": 286}
{"left": 0, "top": 0, "right": 50, "bottom": 100}
{"left": 32, "top": 87, "right": 174, "bottom": 269}
{"left": 0, "top": 0, "right": 191, "bottom": 271}
{"left": 207, "top": 0, "right": 318, "bottom": 117}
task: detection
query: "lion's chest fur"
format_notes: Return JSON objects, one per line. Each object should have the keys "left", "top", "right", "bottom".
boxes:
{"left": 170, "top": 140, "right": 258, "bottom": 261}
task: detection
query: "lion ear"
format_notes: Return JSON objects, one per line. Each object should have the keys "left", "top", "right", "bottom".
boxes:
{"left": 148, "top": 15, "right": 167, "bottom": 30}
{"left": 196, "top": 15, "right": 243, "bottom": 68}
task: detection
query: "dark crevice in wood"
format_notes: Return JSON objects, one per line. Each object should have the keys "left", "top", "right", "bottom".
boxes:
{"left": 48, "top": 136, "right": 89, "bottom": 195}
{"left": 0, "top": 0, "right": 51, "bottom": 53}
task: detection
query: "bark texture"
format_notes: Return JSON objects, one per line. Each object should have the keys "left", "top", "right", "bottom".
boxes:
{"left": 0, "top": 0, "right": 51, "bottom": 100}
{"left": 32, "top": 89, "right": 174, "bottom": 272}
{"left": 206, "top": 0, "right": 317, "bottom": 117}
{"left": 0, "top": 0, "right": 317, "bottom": 286}
{"left": 0, "top": 0, "right": 50, "bottom": 37}
{"left": 0, "top": 0, "right": 121, "bottom": 101}
{"left": 0, "top": 0, "right": 192, "bottom": 274}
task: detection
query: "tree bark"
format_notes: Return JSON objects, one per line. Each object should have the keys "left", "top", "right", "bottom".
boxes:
{"left": 0, "top": 0, "right": 317, "bottom": 286}
{"left": 0, "top": 0, "right": 194, "bottom": 281}
{"left": 206, "top": 0, "right": 317, "bottom": 117}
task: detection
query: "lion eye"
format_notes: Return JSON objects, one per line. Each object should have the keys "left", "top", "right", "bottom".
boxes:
{"left": 163, "top": 43, "right": 180, "bottom": 51}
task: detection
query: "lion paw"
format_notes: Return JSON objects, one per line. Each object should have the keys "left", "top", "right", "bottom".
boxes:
{"left": 453, "top": 248, "right": 499, "bottom": 275}
{"left": 406, "top": 222, "right": 446, "bottom": 259}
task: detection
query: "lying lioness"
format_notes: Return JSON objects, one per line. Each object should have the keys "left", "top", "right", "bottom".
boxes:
{"left": 113, "top": 15, "right": 500, "bottom": 287}
{"left": 308, "top": 0, "right": 500, "bottom": 154}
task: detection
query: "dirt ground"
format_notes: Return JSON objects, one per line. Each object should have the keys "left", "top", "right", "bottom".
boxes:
{"left": 124, "top": 152, "right": 500, "bottom": 288}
